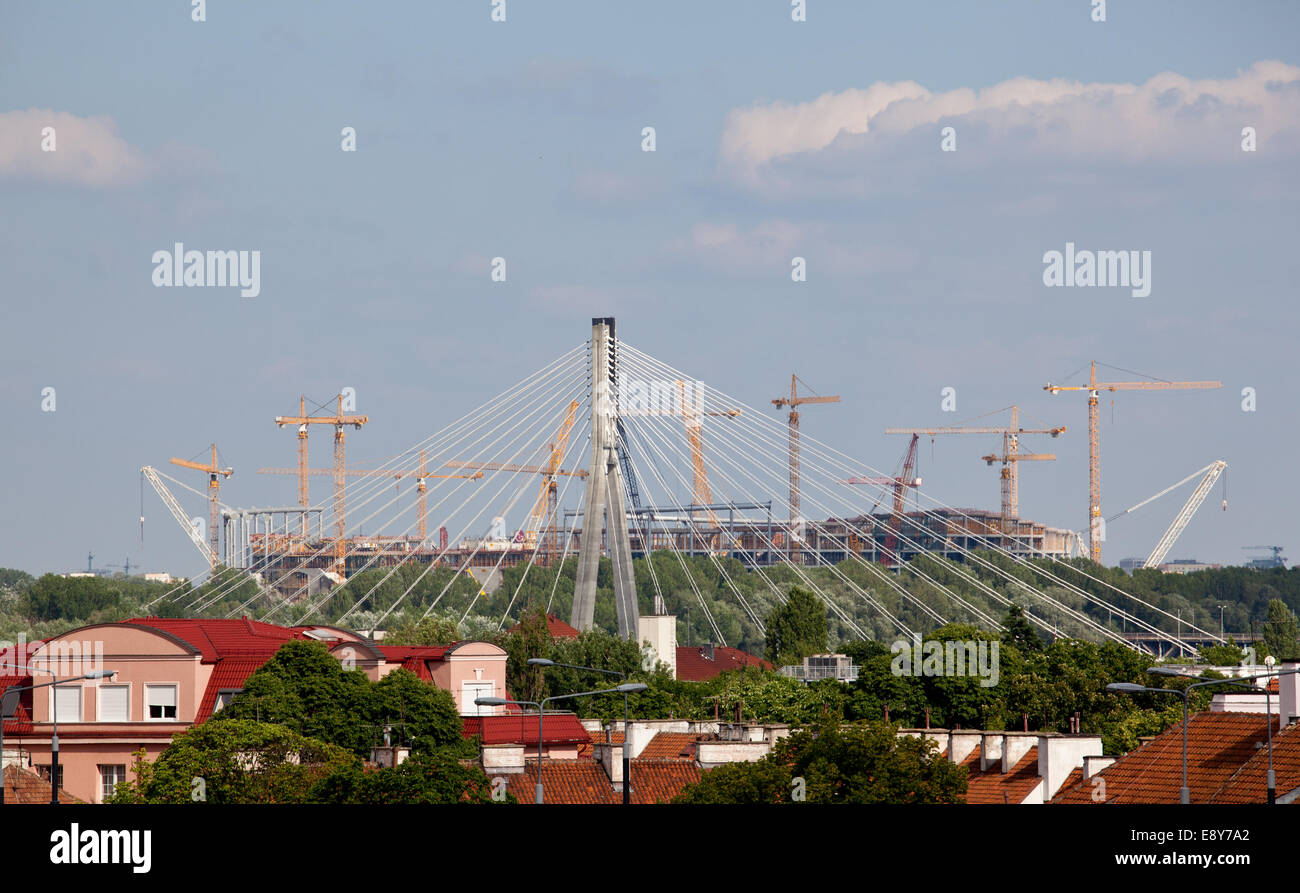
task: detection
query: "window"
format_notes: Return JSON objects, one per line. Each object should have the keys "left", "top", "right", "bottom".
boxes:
{"left": 52, "top": 685, "right": 82, "bottom": 723}
{"left": 98, "top": 684, "right": 129, "bottom": 722}
{"left": 99, "top": 764, "right": 127, "bottom": 802}
{"left": 461, "top": 681, "right": 494, "bottom": 716}
{"left": 144, "top": 684, "right": 178, "bottom": 720}
{"left": 35, "top": 765, "right": 64, "bottom": 788}
{"left": 213, "top": 690, "right": 241, "bottom": 714}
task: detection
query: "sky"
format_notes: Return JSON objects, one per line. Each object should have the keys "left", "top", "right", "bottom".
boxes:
{"left": 1, "top": 1, "right": 1298, "bottom": 579}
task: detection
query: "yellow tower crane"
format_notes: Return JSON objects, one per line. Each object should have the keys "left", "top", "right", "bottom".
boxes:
{"left": 274, "top": 394, "right": 368, "bottom": 573}
{"left": 168, "top": 444, "right": 232, "bottom": 570}
{"left": 1044, "top": 362, "right": 1220, "bottom": 563}
{"left": 772, "top": 375, "right": 839, "bottom": 563}
{"left": 257, "top": 450, "right": 483, "bottom": 543}
{"left": 886, "top": 406, "right": 1065, "bottom": 533}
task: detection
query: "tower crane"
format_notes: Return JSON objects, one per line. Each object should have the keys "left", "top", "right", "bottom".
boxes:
{"left": 444, "top": 401, "right": 588, "bottom": 563}
{"left": 257, "top": 450, "right": 483, "bottom": 543}
{"left": 1045, "top": 362, "right": 1220, "bottom": 562}
{"left": 886, "top": 406, "right": 1064, "bottom": 532}
{"left": 842, "top": 434, "right": 922, "bottom": 565}
{"left": 772, "top": 375, "right": 839, "bottom": 563}
{"left": 168, "top": 444, "right": 232, "bottom": 570}
{"left": 275, "top": 395, "right": 368, "bottom": 572}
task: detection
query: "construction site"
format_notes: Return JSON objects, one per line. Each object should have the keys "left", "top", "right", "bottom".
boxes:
{"left": 136, "top": 318, "right": 1231, "bottom": 654}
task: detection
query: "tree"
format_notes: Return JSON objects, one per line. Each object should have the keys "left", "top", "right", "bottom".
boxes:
{"left": 383, "top": 615, "right": 461, "bottom": 646}
{"left": 764, "top": 586, "right": 828, "bottom": 667}
{"left": 219, "top": 640, "right": 463, "bottom": 757}
{"left": 308, "top": 750, "right": 507, "bottom": 804}
{"left": 107, "top": 719, "right": 356, "bottom": 804}
{"left": 1001, "top": 604, "right": 1044, "bottom": 653}
{"left": 673, "top": 719, "right": 967, "bottom": 804}
{"left": 1263, "top": 598, "right": 1300, "bottom": 660}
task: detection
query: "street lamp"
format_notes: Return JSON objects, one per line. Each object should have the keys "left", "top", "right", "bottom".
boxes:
{"left": 1148, "top": 664, "right": 1300, "bottom": 805}
{"left": 476, "top": 682, "right": 647, "bottom": 804}
{"left": 0, "top": 666, "right": 116, "bottom": 805}
{"left": 528, "top": 657, "right": 636, "bottom": 805}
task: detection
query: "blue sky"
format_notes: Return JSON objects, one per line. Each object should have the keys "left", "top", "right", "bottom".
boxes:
{"left": 1, "top": 1, "right": 1298, "bottom": 577}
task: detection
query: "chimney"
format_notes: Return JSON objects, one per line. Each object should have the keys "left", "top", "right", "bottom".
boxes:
{"left": 369, "top": 744, "right": 410, "bottom": 769}
{"left": 948, "top": 730, "right": 981, "bottom": 765}
{"left": 704, "top": 643, "right": 715, "bottom": 662}
{"left": 593, "top": 742, "right": 624, "bottom": 788}
{"left": 1083, "top": 754, "right": 1117, "bottom": 781}
{"left": 626, "top": 721, "right": 657, "bottom": 759}
{"left": 1001, "top": 733, "right": 1035, "bottom": 774}
{"left": 1037, "top": 733, "right": 1103, "bottom": 800}
{"left": 980, "top": 733, "right": 1003, "bottom": 772}
{"left": 480, "top": 743, "right": 526, "bottom": 775}
{"left": 1280, "top": 661, "right": 1300, "bottom": 726}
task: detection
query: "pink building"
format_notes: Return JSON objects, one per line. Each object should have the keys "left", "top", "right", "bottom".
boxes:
{"left": 0, "top": 618, "right": 507, "bottom": 804}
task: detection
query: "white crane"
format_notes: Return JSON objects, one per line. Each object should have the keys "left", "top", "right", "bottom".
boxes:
{"left": 141, "top": 465, "right": 219, "bottom": 569}
{"left": 1108, "top": 461, "right": 1227, "bottom": 569}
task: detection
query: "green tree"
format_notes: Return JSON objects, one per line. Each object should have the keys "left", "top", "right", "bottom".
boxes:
{"left": 107, "top": 720, "right": 356, "bottom": 804}
{"left": 308, "top": 750, "right": 507, "bottom": 804}
{"left": 764, "top": 586, "right": 828, "bottom": 667}
{"left": 1001, "top": 604, "right": 1044, "bottom": 653}
{"left": 383, "top": 615, "right": 461, "bottom": 646}
{"left": 674, "top": 719, "right": 967, "bottom": 804}
{"left": 219, "top": 640, "right": 463, "bottom": 757}
{"left": 1263, "top": 598, "right": 1300, "bottom": 660}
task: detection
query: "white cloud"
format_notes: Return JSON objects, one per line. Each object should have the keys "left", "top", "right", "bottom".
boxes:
{"left": 0, "top": 109, "right": 151, "bottom": 186}
{"left": 719, "top": 61, "right": 1300, "bottom": 193}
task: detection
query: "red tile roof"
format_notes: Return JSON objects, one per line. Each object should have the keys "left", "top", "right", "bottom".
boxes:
{"left": 463, "top": 713, "right": 591, "bottom": 747}
{"left": 1208, "top": 722, "right": 1300, "bottom": 804}
{"left": 675, "top": 646, "right": 772, "bottom": 681}
{"left": 637, "top": 731, "right": 702, "bottom": 760}
{"left": 964, "top": 747, "right": 1043, "bottom": 804}
{"left": 501, "top": 759, "right": 701, "bottom": 804}
{"left": 123, "top": 617, "right": 306, "bottom": 661}
{"left": 1052, "top": 712, "right": 1276, "bottom": 804}
{"left": 507, "top": 613, "right": 580, "bottom": 640}
{"left": 0, "top": 674, "right": 34, "bottom": 735}
{"left": 195, "top": 657, "right": 269, "bottom": 723}
{"left": 3, "top": 764, "right": 80, "bottom": 804}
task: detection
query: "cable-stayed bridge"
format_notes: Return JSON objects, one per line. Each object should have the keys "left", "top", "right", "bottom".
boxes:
{"left": 143, "top": 318, "right": 1225, "bottom": 657}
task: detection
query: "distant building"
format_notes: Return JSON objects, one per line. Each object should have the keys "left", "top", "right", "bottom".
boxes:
{"left": 780, "top": 653, "right": 859, "bottom": 683}
{"left": 1157, "top": 559, "right": 1223, "bottom": 574}
{"left": 675, "top": 644, "right": 771, "bottom": 681}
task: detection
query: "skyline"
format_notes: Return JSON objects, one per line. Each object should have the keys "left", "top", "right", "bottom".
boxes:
{"left": 2, "top": 1, "right": 1297, "bottom": 577}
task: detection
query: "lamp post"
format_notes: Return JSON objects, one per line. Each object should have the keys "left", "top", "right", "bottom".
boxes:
{"left": 0, "top": 667, "right": 116, "bottom": 805}
{"left": 528, "top": 658, "right": 635, "bottom": 805}
{"left": 1108, "top": 665, "right": 1300, "bottom": 805}
{"left": 476, "top": 682, "right": 647, "bottom": 804}
{"left": 1148, "top": 664, "right": 1300, "bottom": 806}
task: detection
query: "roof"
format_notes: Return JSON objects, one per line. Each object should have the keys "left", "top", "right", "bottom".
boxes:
{"left": 123, "top": 617, "right": 307, "bottom": 662}
{"left": 1208, "top": 722, "right": 1300, "bottom": 803}
{"left": 507, "top": 613, "right": 580, "bottom": 640}
{"left": 1052, "top": 712, "right": 1278, "bottom": 804}
{"left": 637, "top": 731, "right": 703, "bottom": 760}
{"left": 463, "top": 713, "right": 592, "bottom": 747}
{"left": 3, "top": 764, "right": 80, "bottom": 804}
{"left": 195, "top": 657, "right": 269, "bottom": 723}
{"left": 0, "top": 674, "right": 34, "bottom": 735}
{"left": 963, "top": 747, "right": 1044, "bottom": 804}
{"left": 675, "top": 645, "right": 772, "bottom": 682}
{"left": 502, "top": 759, "right": 701, "bottom": 804}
